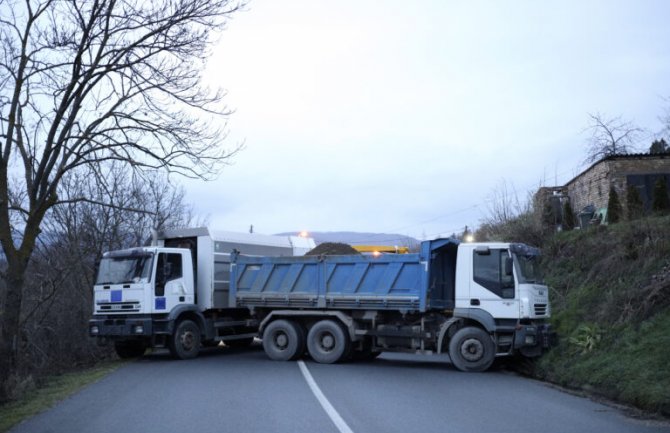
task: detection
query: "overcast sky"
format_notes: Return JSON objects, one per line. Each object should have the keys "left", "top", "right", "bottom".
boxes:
{"left": 183, "top": 1, "right": 670, "bottom": 241}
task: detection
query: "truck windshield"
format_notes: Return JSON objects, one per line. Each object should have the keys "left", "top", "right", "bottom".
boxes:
{"left": 513, "top": 254, "right": 544, "bottom": 284}
{"left": 96, "top": 255, "right": 154, "bottom": 285}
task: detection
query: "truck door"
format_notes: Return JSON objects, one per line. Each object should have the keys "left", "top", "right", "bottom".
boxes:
{"left": 152, "top": 252, "right": 191, "bottom": 313}
{"left": 470, "top": 248, "right": 519, "bottom": 319}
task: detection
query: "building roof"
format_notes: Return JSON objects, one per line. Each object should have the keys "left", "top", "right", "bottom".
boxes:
{"left": 564, "top": 152, "right": 670, "bottom": 187}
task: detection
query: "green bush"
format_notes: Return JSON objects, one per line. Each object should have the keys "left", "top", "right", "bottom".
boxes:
{"left": 607, "top": 186, "right": 622, "bottom": 223}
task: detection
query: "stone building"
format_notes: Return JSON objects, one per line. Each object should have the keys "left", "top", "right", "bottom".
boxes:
{"left": 537, "top": 153, "right": 670, "bottom": 228}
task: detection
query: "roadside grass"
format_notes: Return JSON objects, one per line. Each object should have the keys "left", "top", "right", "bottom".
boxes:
{"left": 0, "top": 361, "right": 125, "bottom": 433}
{"left": 534, "top": 215, "right": 670, "bottom": 416}
{"left": 536, "top": 309, "right": 670, "bottom": 415}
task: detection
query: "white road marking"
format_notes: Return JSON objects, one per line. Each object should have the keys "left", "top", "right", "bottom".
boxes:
{"left": 297, "top": 360, "right": 355, "bottom": 433}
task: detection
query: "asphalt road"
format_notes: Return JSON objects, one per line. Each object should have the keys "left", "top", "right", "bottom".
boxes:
{"left": 10, "top": 344, "right": 669, "bottom": 433}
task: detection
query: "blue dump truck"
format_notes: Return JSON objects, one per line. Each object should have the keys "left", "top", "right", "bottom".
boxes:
{"left": 89, "top": 229, "right": 553, "bottom": 372}
{"left": 232, "top": 238, "right": 554, "bottom": 372}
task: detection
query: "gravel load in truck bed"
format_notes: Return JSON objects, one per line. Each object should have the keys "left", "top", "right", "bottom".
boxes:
{"left": 305, "top": 242, "right": 360, "bottom": 256}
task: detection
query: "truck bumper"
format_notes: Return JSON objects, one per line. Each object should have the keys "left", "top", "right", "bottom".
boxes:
{"left": 514, "top": 323, "right": 557, "bottom": 357}
{"left": 89, "top": 316, "right": 170, "bottom": 339}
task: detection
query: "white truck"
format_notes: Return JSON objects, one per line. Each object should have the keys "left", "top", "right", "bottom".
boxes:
{"left": 88, "top": 227, "right": 315, "bottom": 359}
{"left": 89, "top": 229, "right": 554, "bottom": 371}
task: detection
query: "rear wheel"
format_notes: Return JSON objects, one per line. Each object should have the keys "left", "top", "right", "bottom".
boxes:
{"left": 307, "top": 320, "right": 351, "bottom": 364}
{"left": 114, "top": 340, "right": 147, "bottom": 359}
{"left": 262, "top": 320, "right": 305, "bottom": 361}
{"left": 448, "top": 326, "right": 495, "bottom": 372}
{"left": 168, "top": 320, "right": 202, "bottom": 360}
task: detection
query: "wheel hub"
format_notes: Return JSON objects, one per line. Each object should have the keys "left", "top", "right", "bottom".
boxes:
{"left": 321, "top": 333, "right": 335, "bottom": 351}
{"left": 181, "top": 331, "right": 195, "bottom": 351}
{"left": 275, "top": 332, "right": 288, "bottom": 349}
{"left": 460, "top": 338, "right": 484, "bottom": 362}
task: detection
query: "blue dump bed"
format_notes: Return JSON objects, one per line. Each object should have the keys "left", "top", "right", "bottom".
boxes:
{"left": 230, "top": 239, "right": 460, "bottom": 313}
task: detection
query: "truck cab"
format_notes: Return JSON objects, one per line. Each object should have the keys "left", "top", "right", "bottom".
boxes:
{"left": 453, "top": 242, "right": 549, "bottom": 320}
{"left": 93, "top": 247, "right": 194, "bottom": 317}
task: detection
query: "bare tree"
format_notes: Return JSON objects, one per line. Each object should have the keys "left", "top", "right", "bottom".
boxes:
{"left": 8, "top": 166, "right": 198, "bottom": 397}
{"left": 478, "top": 180, "right": 548, "bottom": 246}
{"left": 484, "top": 180, "right": 525, "bottom": 226}
{"left": 0, "top": 0, "right": 241, "bottom": 400}
{"left": 584, "top": 113, "right": 642, "bottom": 163}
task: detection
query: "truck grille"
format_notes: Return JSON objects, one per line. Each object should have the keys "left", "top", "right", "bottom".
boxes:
{"left": 534, "top": 303, "right": 547, "bottom": 316}
{"left": 96, "top": 302, "right": 141, "bottom": 313}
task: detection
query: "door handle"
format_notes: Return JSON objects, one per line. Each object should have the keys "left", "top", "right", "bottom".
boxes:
{"left": 470, "top": 299, "right": 480, "bottom": 306}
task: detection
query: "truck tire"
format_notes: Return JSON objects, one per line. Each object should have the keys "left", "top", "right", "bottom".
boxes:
{"left": 114, "top": 340, "right": 147, "bottom": 359}
{"left": 307, "top": 320, "right": 351, "bottom": 364}
{"left": 448, "top": 326, "right": 495, "bottom": 372}
{"left": 168, "top": 319, "right": 202, "bottom": 360}
{"left": 262, "top": 320, "right": 305, "bottom": 361}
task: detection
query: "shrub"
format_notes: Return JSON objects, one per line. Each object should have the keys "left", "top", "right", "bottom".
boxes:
{"left": 607, "top": 186, "right": 622, "bottom": 223}
{"left": 652, "top": 177, "right": 670, "bottom": 214}
{"left": 626, "top": 184, "right": 644, "bottom": 220}
{"left": 562, "top": 201, "right": 576, "bottom": 230}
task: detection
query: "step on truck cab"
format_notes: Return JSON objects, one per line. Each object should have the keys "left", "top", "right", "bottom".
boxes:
{"left": 88, "top": 227, "right": 315, "bottom": 359}
{"left": 230, "top": 238, "right": 555, "bottom": 372}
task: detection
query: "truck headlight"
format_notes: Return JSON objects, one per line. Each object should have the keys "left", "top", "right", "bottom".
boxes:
{"left": 525, "top": 335, "right": 536, "bottom": 345}
{"left": 133, "top": 325, "right": 144, "bottom": 334}
{"left": 90, "top": 325, "right": 99, "bottom": 335}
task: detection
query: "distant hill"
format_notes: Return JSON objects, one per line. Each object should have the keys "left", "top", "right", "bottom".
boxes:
{"left": 276, "top": 231, "right": 419, "bottom": 248}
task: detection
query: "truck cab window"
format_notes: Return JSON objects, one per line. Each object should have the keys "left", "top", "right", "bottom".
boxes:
{"left": 166, "top": 253, "right": 183, "bottom": 280}
{"left": 155, "top": 253, "right": 183, "bottom": 296}
{"left": 473, "top": 249, "right": 515, "bottom": 299}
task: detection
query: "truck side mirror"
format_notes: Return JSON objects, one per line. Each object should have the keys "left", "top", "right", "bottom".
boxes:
{"left": 504, "top": 257, "right": 513, "bottom": 276}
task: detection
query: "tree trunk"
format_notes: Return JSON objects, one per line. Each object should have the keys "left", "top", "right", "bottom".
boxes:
{"left": 0, "top": 259, "right": 27, "bottom": 402}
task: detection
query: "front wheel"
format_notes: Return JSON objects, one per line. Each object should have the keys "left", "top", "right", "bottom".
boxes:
{"left": 168, "top": 320, "right": 202, "bottom": 360}
{"left": 448, "top": 326, "right": 496, "bottom": 372}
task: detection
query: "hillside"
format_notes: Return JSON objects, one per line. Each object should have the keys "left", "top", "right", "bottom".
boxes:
{"left": 533, "top": 215, "right": 670, "bottom": 416}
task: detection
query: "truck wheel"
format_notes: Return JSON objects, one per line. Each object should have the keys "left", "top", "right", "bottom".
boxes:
{"left": 168, "top": 320, "right": 201, "bottom": 360}
{"left": 262, "top": 320, "right": 305, "bottom": 361}
{"left": 114, "top": 341, "right": 147, "bottom": 359}
{"left": 307, "top": 320, "right": 351, "bottom": 364}
{"left": 448, "top": 326, "right": 495, "bottom": 372}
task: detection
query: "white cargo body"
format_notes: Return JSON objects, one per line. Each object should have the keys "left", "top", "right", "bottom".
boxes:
{"left": 155, "top": 227, "right": 315, "bottom": 310}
